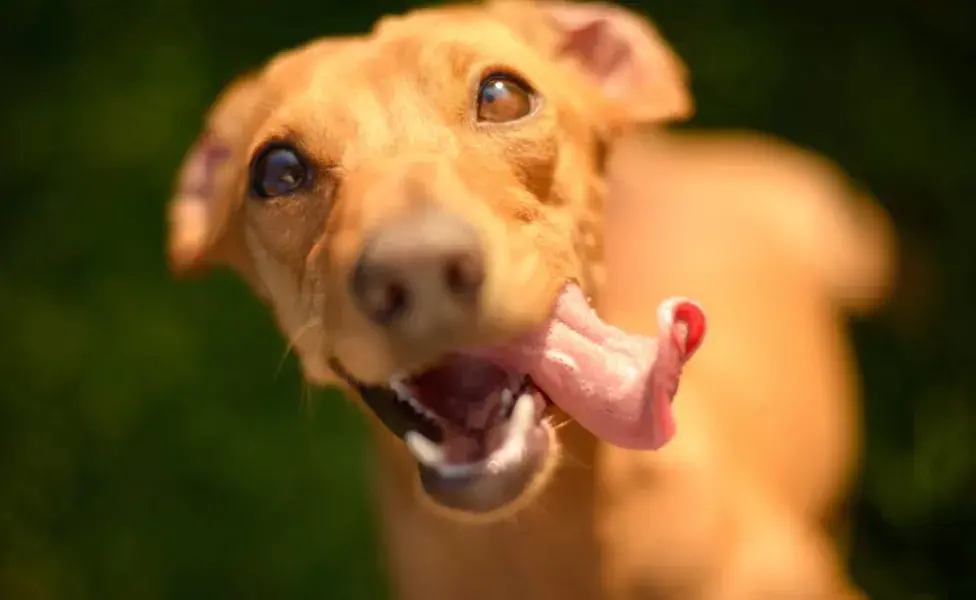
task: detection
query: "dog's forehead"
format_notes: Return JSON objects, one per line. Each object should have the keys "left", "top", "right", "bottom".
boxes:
{"left": 283, "top": 17, "right": 531, "bottom": 95}
{"left": 255, "top": 14, "right": 541, "bottom": 163}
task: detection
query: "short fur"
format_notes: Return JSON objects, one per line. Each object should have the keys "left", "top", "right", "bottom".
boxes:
{"left": 168, "top": 2, "right": 895, "bottom": 598}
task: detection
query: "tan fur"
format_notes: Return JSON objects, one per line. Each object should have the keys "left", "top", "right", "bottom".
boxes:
{"left": 168, "top": 2, "right": 895, "bottom": 598}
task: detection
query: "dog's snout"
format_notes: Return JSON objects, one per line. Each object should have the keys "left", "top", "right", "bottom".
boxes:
{"left": 351, "top": 210, "right": 485, "bottom": 335}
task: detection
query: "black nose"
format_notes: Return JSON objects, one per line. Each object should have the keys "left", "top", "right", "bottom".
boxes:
{"left": 350, "top": 210, "right": 485, "bottom": 336}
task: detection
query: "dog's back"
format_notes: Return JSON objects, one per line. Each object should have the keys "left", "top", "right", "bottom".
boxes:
{"left": 596, "top": 129, "right": 893, "bottom": 598}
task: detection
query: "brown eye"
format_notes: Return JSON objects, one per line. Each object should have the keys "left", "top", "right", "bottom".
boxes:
{"left": 250, "top": 144, "right": 308, "bottom": 198}
{"left": 476, "top": 73, "right": 535, "bottom": 123}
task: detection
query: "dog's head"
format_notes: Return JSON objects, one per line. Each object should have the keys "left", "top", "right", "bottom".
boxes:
{"left": 167, "top": 0, "right": 690, "bottom": 520}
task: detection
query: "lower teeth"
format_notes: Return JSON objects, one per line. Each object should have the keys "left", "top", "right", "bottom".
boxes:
{"left": 405, "top": 430, "right": 445, "bottom": 465}
{"left": 500, "top": 388, "right": 514, "bottom": 411}
{"left": 405, "top": 392, "right": 536, "bottom": 474}
{"left": 510, "top": 391, "right": 535, "bottom": 436}
{"left": 389, "top": 376, "right": 438, "bottom": 422}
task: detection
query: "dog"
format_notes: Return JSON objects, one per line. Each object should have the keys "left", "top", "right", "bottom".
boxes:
{"left": 166, "top": 1, "right": 895, "bottom": 598}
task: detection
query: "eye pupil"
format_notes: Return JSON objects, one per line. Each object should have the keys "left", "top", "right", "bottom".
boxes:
{"left": 483, "top": 81, "right": 504, "bottom": 103}
{"left": 251, "top": 145, "right": 308, "bottom": 198}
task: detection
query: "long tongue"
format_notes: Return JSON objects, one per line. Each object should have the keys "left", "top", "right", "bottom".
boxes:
{"left": 476, "top": 284, "right": 706, "bottom": 450}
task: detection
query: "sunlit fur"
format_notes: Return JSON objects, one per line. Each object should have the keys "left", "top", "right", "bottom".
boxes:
{"left": 168, "top": 2, "right": 895, "bottom": 598}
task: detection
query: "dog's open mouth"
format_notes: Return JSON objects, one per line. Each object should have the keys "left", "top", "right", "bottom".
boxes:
{"left": 396, "top": 358, "right": 548, "bottom": 475}
{"left": 331, "top": 283, "right": 706, "bottom": 514}
{"left": 330, "top": 354, "right": 553, "bottom": 513}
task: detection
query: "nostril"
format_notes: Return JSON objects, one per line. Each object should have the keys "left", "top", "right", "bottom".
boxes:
{"left": 350, "top": 211, "right": 484, "bottom": 329}
{"left": 353, "top": 261, "right": 411, "bottom": 326}
{"left": 372, "top": 279, "right": 410, "bottom": 325}
{"left": 444, "top": 251, "right": 485, "bottom": 299}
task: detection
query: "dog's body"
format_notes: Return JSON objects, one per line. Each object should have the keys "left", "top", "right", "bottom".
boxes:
{"left": 168, "top": 2, "right": 894, "bottom": 598}
{"left": 374, "top": 131, "right": 893, "bottom": 600}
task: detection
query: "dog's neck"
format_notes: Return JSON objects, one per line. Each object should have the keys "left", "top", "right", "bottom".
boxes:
{"left": 369, "top": 417, "right": 605, "bottom": 599}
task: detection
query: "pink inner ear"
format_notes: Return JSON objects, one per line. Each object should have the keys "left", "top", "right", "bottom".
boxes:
{"left": 169, "top": 133, "right": 232, "bottom": 272}
{"left": 178, "top": 133, "right": 231, "bottom": 201}
{"left": 556, "top": 19, "right": 633, "bottom": 83}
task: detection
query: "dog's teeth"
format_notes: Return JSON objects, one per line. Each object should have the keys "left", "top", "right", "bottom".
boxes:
{"left": 500, "top": 388, "right": 514, "bottom": 409}
{"left": 405, "top": 431, "right": 445, "bottom": 466}
{"left": 486, "top": 393, "right": 535, "bottom": 473}
{"left": 407, "top": 395, "right": 437, "bottom": 421}
{"left": 512, "top": 392, "right": 535, "bottom": 436}
{"left": 389, "top": 379, "right": 438, "bottom": 421}
{"left": 389, "top": 378, "right": 412, "bottom": 400}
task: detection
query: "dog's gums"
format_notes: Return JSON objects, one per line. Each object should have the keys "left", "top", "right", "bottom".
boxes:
{"left": 331, "top": 282, "right": 705, "bottom": 512}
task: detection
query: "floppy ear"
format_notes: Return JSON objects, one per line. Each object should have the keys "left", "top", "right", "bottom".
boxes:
{"left": 167, "top": 74, "right": 264, "bottom": 277}
{"left": 492, "top": 0, "right": 692, "bottom": 126}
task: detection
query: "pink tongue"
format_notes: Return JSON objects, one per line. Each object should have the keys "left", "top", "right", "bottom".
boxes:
{"left": 476, "top": 284, "right": 705, "bottom": 450}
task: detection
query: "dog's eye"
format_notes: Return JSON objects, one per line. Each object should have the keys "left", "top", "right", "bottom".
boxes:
{"left": 476, "top": 73, "right": 534, "bottom": 123}
{"left": 250, "top": 145, "right": 308, "bottom": 198}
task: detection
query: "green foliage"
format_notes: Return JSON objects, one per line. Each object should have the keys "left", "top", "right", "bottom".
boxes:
{"left": 2, "top": 0, "right": 973, "bottom": 598}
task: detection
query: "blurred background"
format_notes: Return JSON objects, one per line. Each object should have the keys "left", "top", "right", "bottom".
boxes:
{"left": 1, "top": 0, "right": 973, "bottom": 598}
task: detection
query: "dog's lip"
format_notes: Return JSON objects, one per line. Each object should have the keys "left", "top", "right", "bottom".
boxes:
{"left": 329, "top": 355, "right": 551, "bottom": 454}
{"left": 329, "top": 357, "right": 444, "bottom": 443}
{"left": 417, "top": 418, "right": 550, "bottom": 514}
{"left": 329, "top": 356, "right": 543, "bottom": 433}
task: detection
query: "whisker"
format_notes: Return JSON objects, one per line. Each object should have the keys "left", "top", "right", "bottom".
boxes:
{"left": 547, "top": 417, "right": 594, "bottom": 472}
{"left": 299, "top": 373, "right": 317, "bottom": 416}
{"left": 553, "top": 418, "right": 575, "bottom": 432}
{"left": 558, "top": 448, "right": 593, "bottom": 472}
{"left": 275, "top": 317, "right": 322, "bottom": 379}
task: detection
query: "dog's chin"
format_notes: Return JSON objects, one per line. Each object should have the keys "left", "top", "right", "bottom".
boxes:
{"left": 415, "top": 420, "right": 557, "bottom": 521}
{"left": 328, "top": 354, "right": 558, "bottom": 521}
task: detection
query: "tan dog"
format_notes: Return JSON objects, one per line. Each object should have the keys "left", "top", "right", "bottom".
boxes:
{"left": 167, "top": 2, "right": 895, "bottom": 598}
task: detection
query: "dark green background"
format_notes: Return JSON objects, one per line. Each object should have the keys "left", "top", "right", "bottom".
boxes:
{"left": 2, "top": 0, "right": 973, "bottom": 598}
